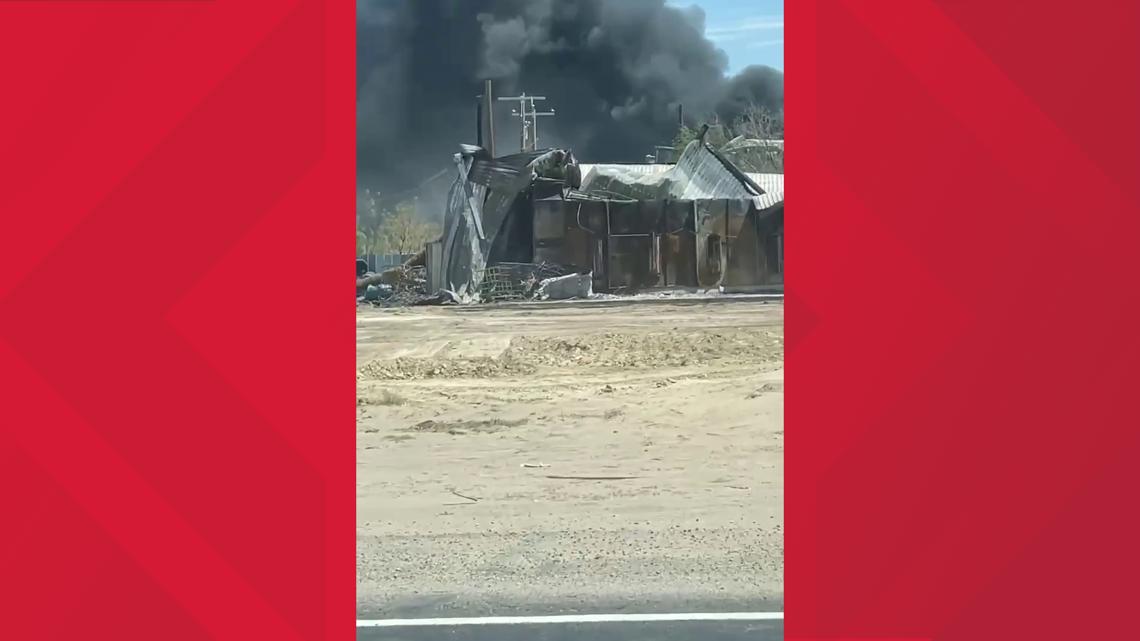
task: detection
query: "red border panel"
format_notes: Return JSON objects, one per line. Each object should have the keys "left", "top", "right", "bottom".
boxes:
{"left": 788, "top": 1, "right": 1140, "bottom": 640}
{"left": 0, "top": 2, "right": 354, "bottom": 640}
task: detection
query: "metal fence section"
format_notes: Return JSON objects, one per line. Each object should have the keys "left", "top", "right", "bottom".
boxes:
{"left": 478, "top": 262, "right": 571, "bottom": 301}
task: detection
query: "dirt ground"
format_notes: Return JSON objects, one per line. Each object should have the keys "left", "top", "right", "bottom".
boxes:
{"left": 356, "top": 297, "right": 784, "bottom": 616}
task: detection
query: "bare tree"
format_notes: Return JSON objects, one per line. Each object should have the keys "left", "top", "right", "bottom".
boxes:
{"left": 731, "top": 104, "right": 784, "bottom": 140}
{"left": 379, "top": 204, "right": 440, "bottom": 255}
{"left": 671, "top": 103, "right": 784, "bottom": 173}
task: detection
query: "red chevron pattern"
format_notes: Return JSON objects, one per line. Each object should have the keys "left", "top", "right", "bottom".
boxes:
{"left": 3, "top": 1, "right": 1139, "bottom": 640}
{"left": 788, "top": 1, "right": 1140, "bottom": 640}
{"left": 0, "top": 2, "right": 353, "bottom": 640}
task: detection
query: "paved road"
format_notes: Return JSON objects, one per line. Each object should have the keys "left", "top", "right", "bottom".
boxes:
{"left": 357, "top": 597, "right": 784, "bottom": 638}
{"left": 357, "top": 596, "right": 783, "bottom": 640}
{"left": 357, "top": 619, "right": 783, "bottom": 640}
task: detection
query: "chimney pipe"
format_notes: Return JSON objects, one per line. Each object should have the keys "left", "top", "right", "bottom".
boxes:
{"left": 678, "top": 103, "right": 684, "bottom": 128}
{"left": 483, "top": 79, "right": 496, "bottom": 158}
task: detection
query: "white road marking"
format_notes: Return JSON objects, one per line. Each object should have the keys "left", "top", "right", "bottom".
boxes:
{"left": 357, "top": 611, "right": 784, "bottom": 627}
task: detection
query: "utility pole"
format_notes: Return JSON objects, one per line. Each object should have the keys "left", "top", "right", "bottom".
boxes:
{"left": 497, "top": 92, "right": 555, "bottom": 152}
{"left": 475, "top": 80, "right": 498, "bottom": 157}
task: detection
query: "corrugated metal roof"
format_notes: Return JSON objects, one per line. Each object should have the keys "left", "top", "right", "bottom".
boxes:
{"left": 578, "top": 140, "right": 784, "bottom": 207}
{"left": 745, "top": 173, "right": 783, "bottom": 210}
{"left": 578, "top": 163, "right": 673, "bottom": 180}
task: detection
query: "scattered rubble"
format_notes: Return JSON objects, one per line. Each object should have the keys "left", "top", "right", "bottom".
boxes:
{"left": 357, "top": 258, "right": 595, "bottom": 308}
{"left": 357, "top": 263, "right": 439, "bottom": 307}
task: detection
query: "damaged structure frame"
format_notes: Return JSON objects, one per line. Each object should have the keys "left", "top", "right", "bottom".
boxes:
{"left": 427, "top": 133, "right": 784, "bottom": 302}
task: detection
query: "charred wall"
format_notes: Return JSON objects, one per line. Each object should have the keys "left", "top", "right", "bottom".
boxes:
{"left": 528, "top": 193, "right": 781, "bottom": 292}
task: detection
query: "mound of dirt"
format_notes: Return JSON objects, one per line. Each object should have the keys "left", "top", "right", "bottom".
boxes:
{"left": 506, "top": 328, "right": 783, "bottom": 369}
{"left": 357, "top": 355, "right": 536, "bottom": 381}
{"left": 357, "top": 328, "right": 783, "bottom": 381}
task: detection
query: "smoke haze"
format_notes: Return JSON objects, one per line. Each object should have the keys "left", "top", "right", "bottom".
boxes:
{"left": 357, "top": 0, "right": 783, "bottom": 201}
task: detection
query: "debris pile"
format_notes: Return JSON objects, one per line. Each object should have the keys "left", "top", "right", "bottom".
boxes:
{"left": 375, "top": 266, "right": 431, "bottom": 306}
{"left": 358, "top": 258, "right": 593, "bottom": 308}
{"left": 534, "top": 272, "right": 594, "bottom": 301}
{"left": 477, "top": 262, "right": 578, "bottom": 302}
{"left": 357, "top": 255, "right": 438, "bottom": 306}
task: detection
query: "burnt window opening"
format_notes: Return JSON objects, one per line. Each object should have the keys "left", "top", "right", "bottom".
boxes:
{"left": 706, "top": 234, "right": 722, "bottom": 270}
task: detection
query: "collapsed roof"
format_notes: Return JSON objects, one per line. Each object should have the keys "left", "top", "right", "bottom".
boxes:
{"left": 438, "top": 146, "right": 574, "bottom": 300}
{"left": 436, "top": 137, "right": 783, "bottom": 300}
{"left": 576, "top": 137, "right": 781, "bottom": 208}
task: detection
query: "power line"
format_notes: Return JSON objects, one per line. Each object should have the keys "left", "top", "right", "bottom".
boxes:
{"left": 497, "top": 92, "right": 555, "bottom": 152}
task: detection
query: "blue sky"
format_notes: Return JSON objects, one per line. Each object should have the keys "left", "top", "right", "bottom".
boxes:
{"left": 668, "top": 0, "right": 784, "bottom": 74}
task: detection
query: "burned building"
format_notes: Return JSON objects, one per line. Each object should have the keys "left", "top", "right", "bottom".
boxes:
{"left": 427, "top": 133, "right": 783, "bottom": 301}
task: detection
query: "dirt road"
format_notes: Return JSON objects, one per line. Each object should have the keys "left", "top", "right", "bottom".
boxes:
{"left": 356, "top": 298, "right": 784, "bottom": 617}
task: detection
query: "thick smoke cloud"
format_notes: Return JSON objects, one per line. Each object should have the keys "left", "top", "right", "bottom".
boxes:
{"left": 357, "top": 0, "right": 783, "bottom": 200}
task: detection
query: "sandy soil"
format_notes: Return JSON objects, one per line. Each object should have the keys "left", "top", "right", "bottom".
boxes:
{"left": 356, "top": 298, "right": 784, "bottom": 616}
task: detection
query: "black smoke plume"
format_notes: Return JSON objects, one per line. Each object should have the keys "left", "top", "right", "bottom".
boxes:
{"left": 357, "top": 0, "right": 783, "bottom": 202}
